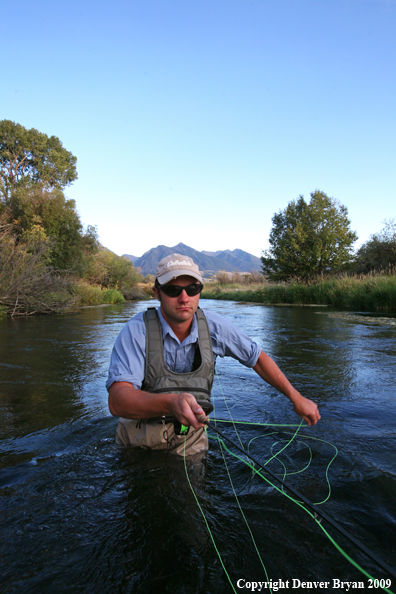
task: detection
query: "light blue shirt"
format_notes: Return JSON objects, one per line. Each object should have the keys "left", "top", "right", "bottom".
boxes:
{"left": 106, "top": 307, "right": 261, "bottom": 391}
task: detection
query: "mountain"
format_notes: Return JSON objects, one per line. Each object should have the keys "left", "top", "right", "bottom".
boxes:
{"left": 123, "top": 243, "right": 261, "bottom": 276}
{"left": 202, "top": 249, "right": 261, "bottom": 272}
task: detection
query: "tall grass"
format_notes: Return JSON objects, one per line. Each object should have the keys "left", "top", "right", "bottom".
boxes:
{"left": 201, "top": 275, "right": 396, "bottom": 312}
{"left": 74, "top": 282, "right": 125, "bottom": 306}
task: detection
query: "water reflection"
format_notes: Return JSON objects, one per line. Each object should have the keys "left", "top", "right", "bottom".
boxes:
{"left": 0, "top": 302, "right": 149, "bottom": 443}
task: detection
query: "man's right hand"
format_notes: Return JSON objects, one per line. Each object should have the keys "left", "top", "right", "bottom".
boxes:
{"left": 109, "top": 382, "right": 206, "bottom": 429}
{"left": 169, "top": 393, "right": 206, "bottom": 429}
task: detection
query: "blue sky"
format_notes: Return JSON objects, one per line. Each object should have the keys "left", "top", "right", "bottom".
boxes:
{"left": 2, "top": 0, "right": 395, "bottom": 257}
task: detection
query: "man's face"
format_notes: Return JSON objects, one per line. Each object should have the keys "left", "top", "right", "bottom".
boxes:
{"left": 154, "top": 275, "right": 201, "bottom": 327}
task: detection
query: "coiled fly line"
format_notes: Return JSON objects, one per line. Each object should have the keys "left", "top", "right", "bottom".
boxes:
{"left": 183, "top": 372, "right": 395, "bottom": 594}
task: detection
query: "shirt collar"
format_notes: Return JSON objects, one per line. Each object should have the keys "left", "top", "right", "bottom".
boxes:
{"left": 157, "top": 307, "right": 199, "bottom": 346}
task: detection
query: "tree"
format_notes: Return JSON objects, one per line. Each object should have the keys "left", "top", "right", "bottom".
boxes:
{"left": 0, "top": 211, "right": 76, "bottom": 315}
{"left": 0, "top": 119, "right": 77, "bottom": 203}
{"left": 6, "top": 186, "right": 98, "bottom": 272}
{"left": 261, "top": 190, "right": 358, "bottom": 282}
{"left": 84, "top": 248, "right": 142, "bottom": 297}
{"left": 355, "top": 219, "right": 396, "bottom": 274}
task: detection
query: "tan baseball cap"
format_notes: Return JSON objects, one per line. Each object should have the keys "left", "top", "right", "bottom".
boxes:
{"left": 155, "top": 253, "right": 203, "bottom": 285}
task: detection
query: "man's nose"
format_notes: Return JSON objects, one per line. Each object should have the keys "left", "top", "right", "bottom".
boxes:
{"left": 178, "top": 289, "right": 189, "bottom": 301}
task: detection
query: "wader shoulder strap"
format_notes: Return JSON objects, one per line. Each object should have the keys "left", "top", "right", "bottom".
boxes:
{"left": 143, "top": 307, "right": 165, "bottom": 384}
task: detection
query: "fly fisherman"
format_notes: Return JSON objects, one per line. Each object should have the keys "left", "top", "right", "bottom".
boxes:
{"left": 107, "top": 254, "right": 321, "bottom": 456}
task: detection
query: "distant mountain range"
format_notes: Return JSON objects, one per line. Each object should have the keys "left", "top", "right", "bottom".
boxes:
{"left": 124, "top": 242, "right": 261, "bottom": 276}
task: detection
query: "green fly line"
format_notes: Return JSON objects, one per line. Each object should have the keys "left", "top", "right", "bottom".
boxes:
{"left": 183, "top": 370, "right": 395, "bottom": 594}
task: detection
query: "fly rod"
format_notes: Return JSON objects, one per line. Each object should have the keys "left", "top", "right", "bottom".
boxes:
{"left": 200, "top": 417, "right": 396, "bottom": 581}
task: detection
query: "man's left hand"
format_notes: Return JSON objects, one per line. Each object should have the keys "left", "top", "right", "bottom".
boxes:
{"left": 292, "top": 394, "right": 321, "bottom": 426}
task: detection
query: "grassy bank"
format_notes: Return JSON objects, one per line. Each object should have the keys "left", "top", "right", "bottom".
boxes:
{"left": 74, "top": 282, "right": 125, "bottom": 306}
{"left": 0, "top": 281, "right": 152, "bottom": 318}
{"left": 201, "top": 275, "right": 396, "bottom": 312}
{"left": 74, "top": 281, "right": 154, "bottom": 306}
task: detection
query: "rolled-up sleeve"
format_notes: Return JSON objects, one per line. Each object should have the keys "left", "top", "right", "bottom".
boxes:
{"left": 203, "top": 310, "right": 261, "bottom": 368}
{"left": 106, "top": 313, "right": 146, "bottom": 391}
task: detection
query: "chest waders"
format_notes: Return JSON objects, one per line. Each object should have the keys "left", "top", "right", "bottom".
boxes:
{"left": 115, "top": 308, "right": 214, "bottom": 454}
{"left": 142, "top": 307, "right": 215, "bottom": 432}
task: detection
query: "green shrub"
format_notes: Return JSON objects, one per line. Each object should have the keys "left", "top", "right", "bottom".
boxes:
{"left": 74, "top": 283, "right": 124, "bottom": 306}
{"left": 83, "top": 249, "right": 141, "bottom": 297}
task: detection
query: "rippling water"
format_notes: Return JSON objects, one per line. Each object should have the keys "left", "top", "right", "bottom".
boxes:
{"left": 1, "top": 301, "right": 395, "bottom": 593}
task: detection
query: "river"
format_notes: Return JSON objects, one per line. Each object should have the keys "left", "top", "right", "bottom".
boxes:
{"left": 0, "top": 300, "right": 395, "bottom": 594}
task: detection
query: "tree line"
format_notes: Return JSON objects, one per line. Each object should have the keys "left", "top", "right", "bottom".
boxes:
{"left": 0, "top": 120, "right": 142, "bottom": 316}
{"left": 1, "top": 119, "right": 394, "bottom": 315}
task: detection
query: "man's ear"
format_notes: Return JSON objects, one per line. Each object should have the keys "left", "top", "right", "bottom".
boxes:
{"left": 153, "top": 286, "right": 160, "bottom": 300}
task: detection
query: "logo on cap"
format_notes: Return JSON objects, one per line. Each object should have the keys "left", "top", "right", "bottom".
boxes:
{"left": 167, "top": 259, "right": 192, "bottom": 267}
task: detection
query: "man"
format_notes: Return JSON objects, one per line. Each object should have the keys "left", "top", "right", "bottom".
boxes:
{"left": 107, "top": 254, "right": 320, "bottom": 456}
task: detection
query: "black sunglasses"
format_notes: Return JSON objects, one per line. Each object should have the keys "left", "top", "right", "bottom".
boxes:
{"left": 157, "top": 282, "right": 203, "bottom": 298}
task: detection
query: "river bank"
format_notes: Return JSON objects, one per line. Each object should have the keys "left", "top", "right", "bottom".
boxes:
{"left": 201, "top": 274, "right": 396, "bottom": 312}
{"left": 0, "top": 284, "right": 126, "bottom": 319}
{"left": 0, "top": 281, "right": 153, "bottom": 319}
{"left": 2, "top": 274, "right": 395, "bottom": 320}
